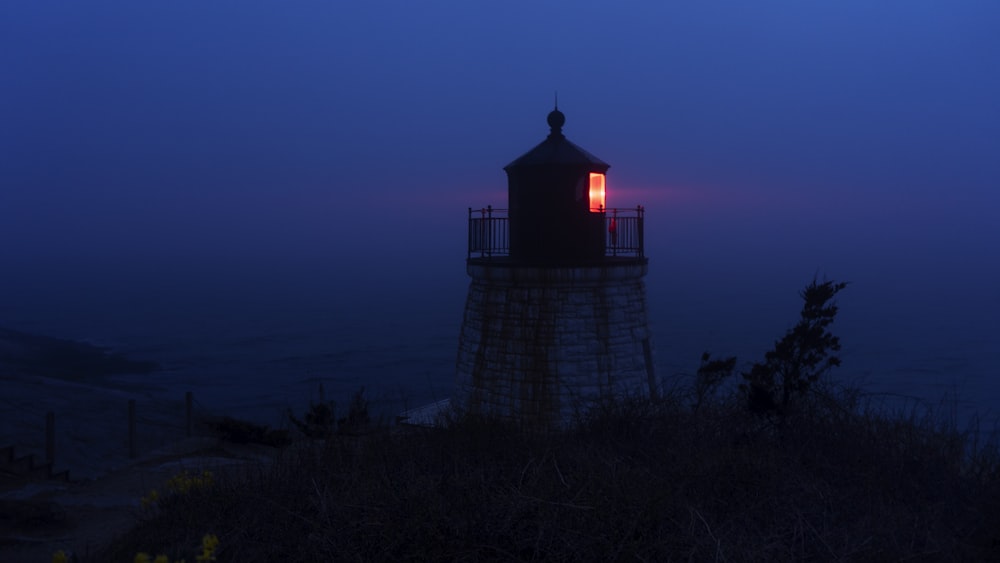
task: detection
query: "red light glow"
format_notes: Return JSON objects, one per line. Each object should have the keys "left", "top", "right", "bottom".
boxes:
{"left": 589, "top": 173, "right": 605, "bottom": 212}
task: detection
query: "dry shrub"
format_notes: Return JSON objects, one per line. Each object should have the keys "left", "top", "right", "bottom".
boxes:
{"left": 90, "top": 389, "right": 1000, "bottom": 562}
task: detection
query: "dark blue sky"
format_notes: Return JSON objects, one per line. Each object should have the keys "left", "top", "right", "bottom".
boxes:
{"left": 2, "top": 1, "right": 998, "bottom": 342}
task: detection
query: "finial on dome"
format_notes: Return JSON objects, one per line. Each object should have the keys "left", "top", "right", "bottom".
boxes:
{"left": 547, "top": 94, "right": 565, "bottom": 137}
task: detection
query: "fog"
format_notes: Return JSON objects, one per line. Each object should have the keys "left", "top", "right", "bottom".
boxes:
{"left": 2, "top": 1, "right": 998, "bottom": 419}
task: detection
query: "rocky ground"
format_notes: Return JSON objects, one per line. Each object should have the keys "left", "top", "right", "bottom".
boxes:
{"left": 0, "top": 327, "right": 266, "bottom": 561}
{"left": 0, "top": 437, "right": 279, "bottom": 562}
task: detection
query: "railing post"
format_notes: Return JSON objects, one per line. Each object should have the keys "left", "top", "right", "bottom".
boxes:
{"left": 186, "top": 391, "right": 194, "bottom": 438}
{"left": 45, "top": 411, "right": 55, "bottom": 465}
{"left": 611, "top": 208, "right": 619, "bottom": 256}
{"left": 486, "top": 205, "right": 492, "bottom": 258}
{"left": 128, "top": 399, "right": 137, "bottom": 459}
{"left": 637, "top": 205, "right": 645, "bottom": 258}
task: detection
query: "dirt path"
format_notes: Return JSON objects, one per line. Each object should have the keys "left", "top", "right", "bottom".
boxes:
{"left": 0, "top": 437, "right": 278, "bottom": 562}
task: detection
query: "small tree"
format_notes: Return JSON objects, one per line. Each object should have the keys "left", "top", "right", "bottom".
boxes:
{"left": 740, "top": 278, "right": 847, "bottom": 417}
{"left": 289, "top": 383, "right": 337, "bottom": 439}
{"left": 337, "top": 386, "right": 371, "bottom": 435}
{"left": 693, "top": 351, "right": 737, "bottom": 413}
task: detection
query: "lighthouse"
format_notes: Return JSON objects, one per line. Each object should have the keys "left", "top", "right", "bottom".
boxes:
{"left": 454, "top": 107, "right": 657, "bottom": 428}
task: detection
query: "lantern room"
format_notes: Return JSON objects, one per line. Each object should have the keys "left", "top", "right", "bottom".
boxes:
{"left": 504, "top": 107, "right": 611, "bottom": 265}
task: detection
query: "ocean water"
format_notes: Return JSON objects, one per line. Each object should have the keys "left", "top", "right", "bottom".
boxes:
{"left": 1, "top": 264, "right": 463, "bottom": 427}
{"left": 3, "top": 250, "right": 997, "bottom": 433}
{"left": 2, "top": 191, "right": 999, "bottom": 480}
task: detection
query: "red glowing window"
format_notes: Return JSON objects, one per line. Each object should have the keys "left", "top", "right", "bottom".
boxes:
{"left": 589, "top": 173, "right": 606, "bottom": 212}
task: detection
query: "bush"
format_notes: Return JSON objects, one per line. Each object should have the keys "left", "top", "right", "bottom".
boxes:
{"left": 210, "top": 416, "right": 289, "bottom": 447}
{"left": 288, "top": 385, "right": 372, "bottom": 438}
{"left": 740, "top": 278, "right": 847, "bottom": 417}
{"left": 288, "top": 399, "right": 336, "bottom": 439}
{"left": 692, "top": 351, "right": 737, "bottom": 413}
{"left": 89, "top": 391, "right": 1000, "bottom": 562}
{"left": 337, "top": 386, "right": 371, "bottom": 435}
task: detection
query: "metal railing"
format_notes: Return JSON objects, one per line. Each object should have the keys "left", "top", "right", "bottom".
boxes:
{"left": 467, "top": 205, "right": 644, "bottom": 260}
{"left": 468, "top": 205, "right": 509, "bottom": 259}
{"left": 605, "top": 206, "right": 645, "bottom": 257}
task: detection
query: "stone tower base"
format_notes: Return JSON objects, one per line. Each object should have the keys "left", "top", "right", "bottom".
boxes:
{"left": 454, "top": 260, "right": 656, "bottom": 428}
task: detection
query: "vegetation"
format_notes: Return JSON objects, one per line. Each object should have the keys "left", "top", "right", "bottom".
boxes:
{"left": 207, "top": 416, "right": 290, "bottom": 447}
{"left": 287, "top": 385, "right": 372, "bottom": 438}
{"left": 287, "top": 393, "right": 336, "bottom": 439}
{"left": 81, "top": 391, "right": 1000, "bottom": 562}
{"left": 741, "top": 279, "right": 848, "bottom": 417}
{"left": 141, "top": 470, "right": 216, "bottom": 512}
{"left": 80, "top": 279, "right": 1000, "bottom": 561}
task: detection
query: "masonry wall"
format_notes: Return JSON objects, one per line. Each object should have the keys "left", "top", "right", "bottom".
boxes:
{"left": 454, "top": 262, "right": 656, "bottom": 427}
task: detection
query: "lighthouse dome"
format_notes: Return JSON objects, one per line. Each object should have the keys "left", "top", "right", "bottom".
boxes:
{"left": 504, "top": 110, "right": 609, "bottom": 171}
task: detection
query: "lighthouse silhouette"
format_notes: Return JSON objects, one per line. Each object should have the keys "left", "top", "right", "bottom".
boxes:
{"left": 454, "top": 106, "right": 657, "bottom": 428}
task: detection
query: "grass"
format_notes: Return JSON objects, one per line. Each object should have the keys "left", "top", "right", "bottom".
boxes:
{"left": 84, "top": 383, "right": 1000, "bottom": 562}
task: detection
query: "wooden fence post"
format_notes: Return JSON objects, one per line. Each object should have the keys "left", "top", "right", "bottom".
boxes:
{"left": 45, "top": 411, "right": 55, "bottom": 465}
{"left": 128, "top": 399, "right": 137, "bottom": 459}
{"left": 186, "top": 391, "right": 193, "bottom": 437}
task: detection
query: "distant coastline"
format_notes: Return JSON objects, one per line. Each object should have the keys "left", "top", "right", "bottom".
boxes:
{"left": 0, "top": 327, "right": 158, "bottom": 382}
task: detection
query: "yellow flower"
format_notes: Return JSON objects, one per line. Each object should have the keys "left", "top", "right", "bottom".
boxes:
{"left": 52, "top": 550, "right": 69, "bottom": 563}
{"left": 153, "top": 555, "right": 170, "bottom": 563}
{"left": 196, "top": 533, "right": 219, "bottom": 562}
{"left": 135, "top": 553, "right": 152, "bottom": 563}
{"left": 166, "top": 469, "right": 215, "bottom": 494}
{"left": 140, "top": 489, "right": 160, "bottom": 510}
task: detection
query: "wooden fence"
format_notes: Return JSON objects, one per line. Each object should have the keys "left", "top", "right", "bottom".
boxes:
{"left": 1, "top": 391, "right": 206, "bottom": 483}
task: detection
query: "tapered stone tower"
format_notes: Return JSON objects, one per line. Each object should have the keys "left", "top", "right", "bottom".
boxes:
{"left": 454, "top": 107, "right": 657, "bottom": 427}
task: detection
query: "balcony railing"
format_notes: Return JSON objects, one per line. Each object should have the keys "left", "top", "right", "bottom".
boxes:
{"left": 468, "top": 206, "right": 509, "bottom": 259}
{"left": 468, "top": 205, "right": 645, "bottom": 260}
